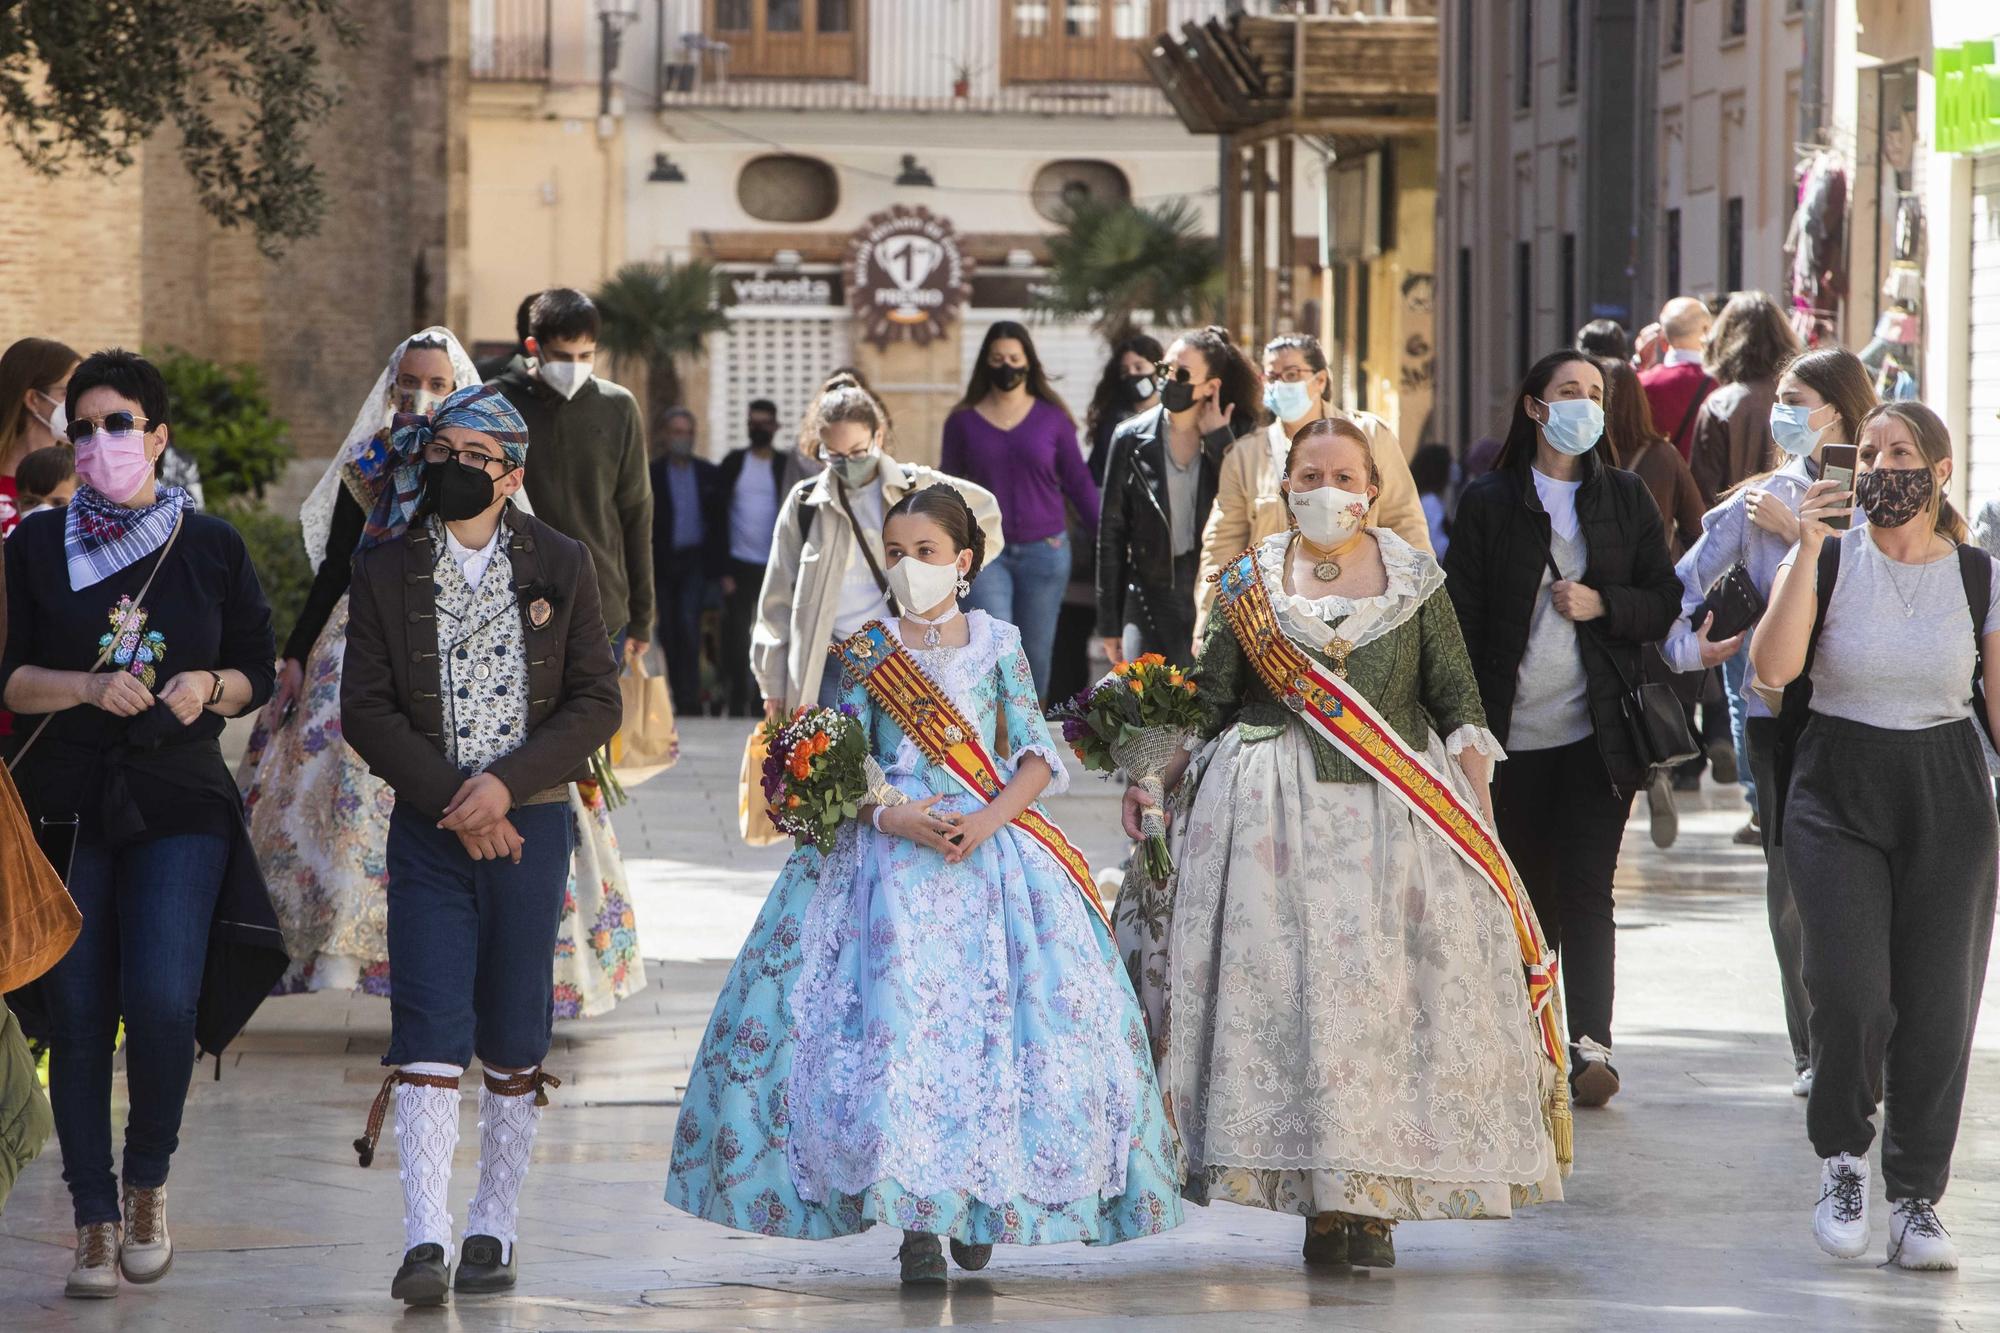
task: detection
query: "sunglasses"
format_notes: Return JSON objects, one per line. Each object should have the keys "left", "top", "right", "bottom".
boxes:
{"left": 64, "top": 412, "right": 151, "bottom": 444}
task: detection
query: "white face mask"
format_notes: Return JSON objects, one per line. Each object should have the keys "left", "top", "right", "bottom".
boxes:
{"left": 37, "top": 392, "right": 66, "bottom": 440}
{"left": 888, "top": 554, "right": 963, "bottom": 616}
{"left": 1288, "top": 485, "right": 1370, "bottom": 546}
{"left": 538, "top": 360, "right": 592, "bottom": 400}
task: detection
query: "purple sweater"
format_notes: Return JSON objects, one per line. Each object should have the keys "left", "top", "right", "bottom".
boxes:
{"left": 940, "top": 400, "right": 1100, "bottom": 545}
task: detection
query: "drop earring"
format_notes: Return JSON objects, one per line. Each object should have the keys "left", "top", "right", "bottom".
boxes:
{"left": 955, "top": 574, "right": 971, "bottom": 598}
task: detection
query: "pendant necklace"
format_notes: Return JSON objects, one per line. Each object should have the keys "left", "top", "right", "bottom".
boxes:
{"left": 903, "top": 606, "right": 961, "bottom": 649}
{"left": 1295, "top": 529, "right": 1367, "bottom": 582}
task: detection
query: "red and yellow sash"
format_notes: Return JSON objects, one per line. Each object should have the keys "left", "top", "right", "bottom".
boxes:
{"left": 1214, "top": 551, "right": 1567, "bottom": 1084}
{"left": 831, "top": 622, "right": 1108, "bottom": 930}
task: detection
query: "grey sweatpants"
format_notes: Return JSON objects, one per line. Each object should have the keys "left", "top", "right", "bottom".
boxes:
{"left": 1783, "top": 714, "right": 1998, "bottom": 1201}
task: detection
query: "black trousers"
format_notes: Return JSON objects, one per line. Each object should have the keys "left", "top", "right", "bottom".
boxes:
{"left": 1121, "top": 553, "right": 1202, "bottom": 667}
{"left": 1784, "top": 714, "right": 1998, "bottom": 1200}
{"left": 721, "top": 557, "right": 765, "bottom": 718}
{"left": 1744, "top": 716, "right": 1810, "bottom": 1072}
{"left": 1493, "top": 736, "right": 1633, "bottom": 1048}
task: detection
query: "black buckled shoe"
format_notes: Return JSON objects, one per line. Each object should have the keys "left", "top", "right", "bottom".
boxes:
{"left": 948, "top": 1238, "right": 992, "bottom": 1271}
{"left": 390, "top": 1244, "right": 451, "bottom": 1306}
{"left": 1301, "top": 1218, "right": 1349, "bottom": 1268}
{"left": 454, "top": 1234, "right": 517, "bottom": 1293}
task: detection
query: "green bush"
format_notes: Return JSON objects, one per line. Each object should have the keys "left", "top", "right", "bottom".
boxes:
{"left": 147, "top": 348, "right": 294, "bottom": 502}
{"left": 217, "top": 499, "right": 312, "bottom": 655}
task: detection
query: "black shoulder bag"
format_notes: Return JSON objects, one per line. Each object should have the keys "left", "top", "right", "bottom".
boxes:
{"left": 1543, "top": 545, "right": 1698, "bottom": 776}
{"left": 1771, "top": 540, "right": 1995, "bottom": 845}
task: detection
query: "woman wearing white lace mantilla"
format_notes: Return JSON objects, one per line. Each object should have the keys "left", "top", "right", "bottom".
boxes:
{"left": 1122, "top": 416, "right": 1568, "bottom": 1271}
{"left": 237, "top": 328, "right": 645, "bottom": 1016}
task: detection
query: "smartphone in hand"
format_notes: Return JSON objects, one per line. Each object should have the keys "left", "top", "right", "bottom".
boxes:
{"left": 1821, "top": 443, "right": 1857, "bottom": 531}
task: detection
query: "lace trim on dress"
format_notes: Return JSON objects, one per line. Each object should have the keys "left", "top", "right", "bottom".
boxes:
{"left": 1444, "top": 725, "right": 1507, "bottom": 763}
{"left": 1253, "top": 528, "right": 1445, "bottom": 651}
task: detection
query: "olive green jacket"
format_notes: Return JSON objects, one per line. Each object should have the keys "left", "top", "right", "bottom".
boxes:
{"left": 1193, "top": 577, "right": 1489, "bottom": 785}
{"left": 0, "top": 1008, "right": 52, "bottom": 1213}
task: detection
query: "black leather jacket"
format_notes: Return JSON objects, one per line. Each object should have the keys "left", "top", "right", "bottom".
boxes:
{"left": 1094, "top": 405, "right": 1234, "bottom": 641}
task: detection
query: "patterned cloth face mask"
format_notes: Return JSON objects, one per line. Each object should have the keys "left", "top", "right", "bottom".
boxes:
{"left": 1853, "top": 465, "right": 1933, "bottom": 530}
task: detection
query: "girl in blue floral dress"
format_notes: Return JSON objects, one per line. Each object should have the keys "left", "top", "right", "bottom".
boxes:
{"left": 666, "top": 485, "right": 1182, "bottom": 1283}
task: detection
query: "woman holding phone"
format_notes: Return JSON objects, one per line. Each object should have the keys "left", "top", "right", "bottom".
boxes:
{"left": 1660, "top": 346, "right": 1875, "bottom": 1097}
{"left": 1753, "top": 400, "right": 2000, "bottom": 1272}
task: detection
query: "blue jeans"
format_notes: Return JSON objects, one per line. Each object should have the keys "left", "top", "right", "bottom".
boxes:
{"left": 384, "top": 801, "right": 574, "bottom": 1070}
{"left": 41, "top": 832, "right": 229, "bottom": 1226}
{"left": 965, "top": 532, "right": 1070, "bottom": 701}
{"left": 1723, "top": 645, "right": 1758, "bottom": 809}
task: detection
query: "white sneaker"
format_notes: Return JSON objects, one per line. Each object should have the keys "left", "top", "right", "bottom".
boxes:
{"left": 119, "top": 1185, "right": 172, "bottom": 1283}
{"left": 64, "top": 1223, "right": 120, "bottom": 1299}
{"left": 1792, "top": 1068, "right": 1814, "bottom": 1098}
{"left": 1813, "top": 1154, "right": 1870, "bottom": 1258}
{"left": 1888, "top": 1198, "right": 1958, "bottom": 1270}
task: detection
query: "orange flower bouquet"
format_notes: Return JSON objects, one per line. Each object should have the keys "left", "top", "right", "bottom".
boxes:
{"left": 1046, "top": 653, "right": 1204, "bottom": 880}
{"left": 757, "top": 704, "right": 869, "bottom": 853}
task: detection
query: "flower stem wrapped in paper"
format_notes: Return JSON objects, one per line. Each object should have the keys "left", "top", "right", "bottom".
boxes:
{"left": 758, "top": 704, "right": 870, "bottom": 854}
{"left": 1047, "top": 653, "right": 1203, "bottom": 881}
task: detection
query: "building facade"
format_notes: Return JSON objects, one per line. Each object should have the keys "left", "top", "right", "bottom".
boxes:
{"left": 1436, "top": 0, "right": 1806, "bottom": 454}
{"left": 467, "top": 0, "right": 1238, "bottom": 463}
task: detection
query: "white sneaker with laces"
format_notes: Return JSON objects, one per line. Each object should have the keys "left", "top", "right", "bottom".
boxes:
{"left": 1888, "top": 1198, "right": 1957, "bottom": 1270}
{"left": 1813, "top": 1153, "right": 1870, "bottom": 1258}
{"left": 1792, "top": 1068, "right": 1814, "bottom": 1098}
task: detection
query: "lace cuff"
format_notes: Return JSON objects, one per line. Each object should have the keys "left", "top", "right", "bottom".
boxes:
{"left": 1444, "top": 725, "right": 1506, "bottom": 763}
{"left": 1010, "top": 741, "right": 1071, "bottom": 798}
{"left": 864, "top": 756, "right": 908, "bottom": 809}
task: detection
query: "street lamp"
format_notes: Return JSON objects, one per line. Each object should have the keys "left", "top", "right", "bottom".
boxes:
{"left": 894, "top": 154, "right": 935, "bottom": 188}
{"left": 597, "top": 0, "right": 642, "bottom": 118}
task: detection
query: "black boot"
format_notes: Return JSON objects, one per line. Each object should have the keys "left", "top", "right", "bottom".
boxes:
{"left": 1302, "top": 1217, "right": 1349, "bottom": 1267}
{"left": 1346, "top": 1218, "right": 1396, "bottom": 1269}
{"left": 454, "top": 1234, "right": 517, "bottom": 1293}
{"left": 390, "top": 1244, "right": 450, "bottom": 1306}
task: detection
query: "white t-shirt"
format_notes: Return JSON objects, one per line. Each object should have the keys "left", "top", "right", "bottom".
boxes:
{"left": 1531, "top": 467, "right": 1582, "bottom": 542}
{"left": 830, "top": 483, "right": 891, "bottom": 639}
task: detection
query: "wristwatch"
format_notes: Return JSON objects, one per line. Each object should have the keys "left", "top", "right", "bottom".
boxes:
{"left": 206, "top": 671, "right": 226, "bottom": 707}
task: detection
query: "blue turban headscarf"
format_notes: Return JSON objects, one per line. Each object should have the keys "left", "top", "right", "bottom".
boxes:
{"left": 359, "top": 383, "right": 530, "bottom": 550}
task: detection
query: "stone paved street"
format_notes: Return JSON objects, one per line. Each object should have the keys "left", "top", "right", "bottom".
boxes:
{"left": 5, "top": 719, "right": 2000, "bottom": 1330}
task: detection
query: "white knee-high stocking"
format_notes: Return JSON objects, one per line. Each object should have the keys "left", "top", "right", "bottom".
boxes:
{"left": 465, "top": 1067, "right": 551, "bottom": 1261}
{"left": 393, "top": 1062, "right": 464, "bottom": 1257}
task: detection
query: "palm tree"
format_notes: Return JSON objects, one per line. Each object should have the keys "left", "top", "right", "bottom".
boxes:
{"left": 592, "top": 259, "right": 731, "bottom": 432}
{"left": 1037, "top": 197, "right": 1223, "bottom": 341}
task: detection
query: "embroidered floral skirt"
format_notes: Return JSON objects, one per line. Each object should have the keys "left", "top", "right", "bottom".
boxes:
{"left": 665, "top": 799, "right": 1184, "bottom": 1245}
{"left": 1138, "top": 723, "right": 1562, "bottom": 1223}
{"left": 238, "top": 594, "right": 646, "bottom": 1019}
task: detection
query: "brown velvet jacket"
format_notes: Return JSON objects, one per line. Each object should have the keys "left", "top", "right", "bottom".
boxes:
{"left": 341, "top": 505, "right": 621, "bottom": 820}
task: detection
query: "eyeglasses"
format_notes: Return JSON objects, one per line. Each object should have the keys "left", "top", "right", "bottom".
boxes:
{"left": 64, "top": 412, "right": 150, "bottom": 444}
{"left": 422, "top": 441, "right": 517, "bottom": 477}
{"left": 1267, "top": 367, "right": 1318, "bottom": 384}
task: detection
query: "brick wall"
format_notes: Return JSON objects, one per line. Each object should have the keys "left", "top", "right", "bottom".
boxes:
{"left": 2, "top": 0, "right": 465, "bottom": 484}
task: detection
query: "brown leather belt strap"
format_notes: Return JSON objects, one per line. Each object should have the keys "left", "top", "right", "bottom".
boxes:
{"left": 483, "top": 1066, "right": 562, "bottom": 1106}
{"left": 352, "top": 1069, "right": 461, "bottom": 1168}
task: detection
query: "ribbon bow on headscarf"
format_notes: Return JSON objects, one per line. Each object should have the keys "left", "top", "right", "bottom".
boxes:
{"left": 358, "top": 383, "right": 531, "bottom": 551}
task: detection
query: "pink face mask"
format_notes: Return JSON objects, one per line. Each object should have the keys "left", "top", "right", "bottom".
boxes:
{"left": 76, "top": 429, "right": 156, "bottom": 506}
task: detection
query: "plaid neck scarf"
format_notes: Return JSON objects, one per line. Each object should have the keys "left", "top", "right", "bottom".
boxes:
{"left": 64, "top": 483, "right": 191, "bottom": 591}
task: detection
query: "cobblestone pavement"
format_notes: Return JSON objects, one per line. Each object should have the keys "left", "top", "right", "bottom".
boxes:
{"left": 4, "top": 719, "right": 2000, "bottom": 1330}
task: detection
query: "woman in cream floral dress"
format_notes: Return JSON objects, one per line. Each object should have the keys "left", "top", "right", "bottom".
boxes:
{"left": 237, "top": 329, "right": 644, "bottom": 1017}
{"left": 1119, "top": 417, "right": 1565, "bottom": 1269}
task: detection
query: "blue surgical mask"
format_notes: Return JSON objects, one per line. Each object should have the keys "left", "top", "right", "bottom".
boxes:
{"left": 1263, "top": 378, "right": 1316, "bottom": 423}
{"left": 1769, "top": 402, "right": 1829, "bottom": 457}
{"left": 1536, "top": 398, "right": 1605, "bottom": 456}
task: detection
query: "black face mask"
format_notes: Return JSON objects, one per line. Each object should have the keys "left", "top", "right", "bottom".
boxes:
{"left": 748, "top": 425, "right": 775, "bottom": 449}
{"left": 1159, "top": 377, "right": 1197, "bottom": 414}
{"left": 1120, "top": 372, "right": 1158, "bottom": 406}
{"left": 423, "top": 459, "right": 498, "bottom": 523}
{"left": 988, "top": 363, "right": 1027, "bottom": 392}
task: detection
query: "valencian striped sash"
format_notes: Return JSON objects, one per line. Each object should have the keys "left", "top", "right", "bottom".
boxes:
{"left": 831, "top": 623, "right": 1107, "bottom": 930}
{"left": 1213, "top": 551, "right": 1568, "bottom": 1084}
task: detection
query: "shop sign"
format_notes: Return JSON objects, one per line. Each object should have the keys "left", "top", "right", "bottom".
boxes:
{"left": 968, "top": 271, "right": 1059, "bottom": 309}
{"left": 718, "top": 270, "right": 844, "bottom": 308}
{"left": 1936, "top": 40, "right": 2000, "bottom": 155}
{"left": 845, "top": 205, "right": 973, "bottom": 349}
